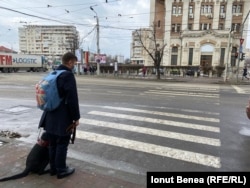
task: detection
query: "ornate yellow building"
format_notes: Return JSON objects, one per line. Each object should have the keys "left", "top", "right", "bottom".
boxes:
{"left": 148, "top": 0, "right": 250, "bottom": 73}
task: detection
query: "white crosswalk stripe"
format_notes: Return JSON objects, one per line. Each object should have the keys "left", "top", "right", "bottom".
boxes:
{"left": 231, "top": 85, "right": 246, "bottom": 94}
{"left": 139, "top": 84, "right": 220, "bottom": 98}
{"left": 76, "top": 105, "right": 221, "bottom": 169}
{"left": 102, "top": 106, "right": 220, "bottom": 123}
{"left": 76, "top": 131, "right": 221, "bottom": 169}
{"left": 79, "top": 118, "right": 220, "bottom": 146}
{"left": 143, "top": 90, "right": 219, "bottom": 98}
{"left": 88, "top": 111, "right": 220, "bottom": 132}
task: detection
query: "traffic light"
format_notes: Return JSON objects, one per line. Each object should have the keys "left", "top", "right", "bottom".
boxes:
{"left": 240, "top": 53, "right": 246, "bottom": 61}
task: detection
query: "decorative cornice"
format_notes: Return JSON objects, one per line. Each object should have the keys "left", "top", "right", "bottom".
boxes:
{"left": 181, "top": 29, "right": 230, "bottom": 38}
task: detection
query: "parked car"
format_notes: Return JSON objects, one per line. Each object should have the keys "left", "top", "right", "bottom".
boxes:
{"left": 170, "top": 68, "right": 180, "bottom": 75}
{"left": 152, "top": 68, "right": 164, "bottom": 75}
{"left": 186, "top": 68, "right": 200, "bottom": 76}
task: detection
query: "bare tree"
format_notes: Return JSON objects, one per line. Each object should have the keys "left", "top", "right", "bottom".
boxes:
{"left": 135, "top": 24, "right": 167, "bottom": 79}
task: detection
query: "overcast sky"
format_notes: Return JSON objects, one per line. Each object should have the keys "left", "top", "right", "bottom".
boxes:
{"left": 0, "top": 0, "right": 249, "bottom": 59}
{"left": 0, "top": 0, "right": 150, "bottom": 59}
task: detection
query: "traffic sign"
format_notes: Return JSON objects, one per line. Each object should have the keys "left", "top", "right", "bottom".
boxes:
{"left": 240, "top": 38, "right": 244, "bottom": 45}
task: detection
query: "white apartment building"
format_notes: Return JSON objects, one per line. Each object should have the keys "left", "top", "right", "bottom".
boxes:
{"left": 18, "top": 25, "right": 79, "bottom": 63}
{"left": 144, "top": 0, "right": 250, "bottom": 72}
{"left": 131, "top": 28, "right": 150, "bottom": 65}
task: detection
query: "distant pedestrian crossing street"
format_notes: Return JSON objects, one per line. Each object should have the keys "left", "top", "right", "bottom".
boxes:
{"left": 76, "top": 105, "right": 221, "bottom": 169}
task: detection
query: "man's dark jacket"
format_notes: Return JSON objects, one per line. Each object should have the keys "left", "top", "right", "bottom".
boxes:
{"left": 39, "top": 65, "right": 80, "bottom": 136}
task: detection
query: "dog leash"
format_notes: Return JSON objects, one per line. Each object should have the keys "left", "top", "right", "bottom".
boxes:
{"left": 66, "top": 123, "right": 76, "bottom": 144}
{"left": 37, "top": 128, "right": 43, "bottom": 141}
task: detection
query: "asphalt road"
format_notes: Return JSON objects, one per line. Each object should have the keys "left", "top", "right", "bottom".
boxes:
{"left": 0, "top": 72, "right": 250, "bottom": 185}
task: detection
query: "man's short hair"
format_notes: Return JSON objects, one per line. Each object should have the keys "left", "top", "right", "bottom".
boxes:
{"left": 62, "top": 52, "right": 77, "bottom": 65}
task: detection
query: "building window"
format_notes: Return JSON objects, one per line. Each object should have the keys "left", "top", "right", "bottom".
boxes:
{"left": 200, "top": 23, "right": 212, "bottom": 30}
{"left": 220, "top": 5, "right": 225, "bottom": 13}
{"left": 171, "top": 55, "right": 178, "bottom": 65}
{"left": 232, "top": 23, "right": 241, "bottom": 32}
{"left": 200, "top": 24, "right": 202, "bottom": 30}
{"left": 201, "top": 5, "right": 204, "bottom": 13}
{"left": 172, "top": 6, "right": 177, "bottom": 14}
{"left": 188, "top": 24, "right": 192, "bottom": 30}
{"left": 171, "top": 24, "right": 181, "bottom": 33}
{"left": 189, "top": 6, "right": 193, "bottom": 14}
{"left": 204, "top": 24, "right": 207, "bottom": 30}
{"left": 171, "top": 47, "right": 178, "bottom": 65}
{"left": 237, "top": 5, "right": 242, "bottom": 13}
{"left": 220, "top": 48, "right": 225, "bottom": 65}
{"left": 188, "top": 48, "right": 193, "bottom": 66}
{"left": 204, "top": 5, "right": 208, "bottom": 13}
{"left": 232, "top": 5, "right": 237, "bottom": 13}
{"left": 208, "top": 6, "right": 213, "bottom": 13}
{"left": 177, "top": 24, "right": 181, "bottom": 32}
{"left": 172, "top": 24, "right": 175, "bottom": 32}
{"left": 233, "top": 5, "right": 242, "bottom": 13}
{"left": 231, "top": 47, "right": 237, "bottom": 67}
{"left": 172, "top": 47, "right": 178, "bottom": 53}
{"left": 201, "top": 5, "right": 213, "bottom": 14}
{"left": 178, "top": 6, "right": 182, "bottom": 14}
{"left": 236, "top": 24, "right": 241, "bottom": 32}
{"left": 219, "top": 23, "right": 224, "bottom": 30}
{"left": 158, "top": 20, "right": 161, "bottom": 27}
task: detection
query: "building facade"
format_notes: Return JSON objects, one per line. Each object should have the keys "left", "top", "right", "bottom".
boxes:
{"left": 131, "top": 28, "right": 150, "bottom": 65}
{"left": 148, "top": 0, "right": 250, "bottom": 72}
{"left": 18, "top": 25, "right": 79, "bottom": 63}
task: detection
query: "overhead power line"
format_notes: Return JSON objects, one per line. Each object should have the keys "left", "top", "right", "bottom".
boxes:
{"left": 0, "top": 6, "right": 91, "bottom": 27}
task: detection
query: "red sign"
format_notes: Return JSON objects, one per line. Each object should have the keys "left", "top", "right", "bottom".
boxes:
{"left": 240, "top": 38, "right": 244, "bottom": 45}
{"left": 0, "top": 55, "right": 12, "bottom": 65}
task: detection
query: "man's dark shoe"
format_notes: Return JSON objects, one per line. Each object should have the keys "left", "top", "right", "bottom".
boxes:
{"left": 57, "top": 167, "right": 75, "bottom": 179}
{"left": 50, "top": 169, "right": 57, "bottom": 176}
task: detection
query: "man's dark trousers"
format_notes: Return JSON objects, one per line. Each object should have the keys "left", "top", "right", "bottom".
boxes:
{"left": 47, "top": 133, "right": 71, "bottom": 172}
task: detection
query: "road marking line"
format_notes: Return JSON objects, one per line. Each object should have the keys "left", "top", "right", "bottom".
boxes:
{"left": 88, "top": 111, "right": 220, "bottom": 133}
{"left": 145, "top": 90, "right": 219, "bottom": 98}
{"left": 107, "top": 91, "right": 122, "bottom": 94}
{"left": 102, "top": 106, "right": 220, "bottom": 123}
{"left": 80, "top": 118, "right": 221, "bottom": 146}
{"left": 131, "top": 104, "right": 220, "bottom": 115}
{"left": 76, "top": 130, "right": 221, "bottom": 169}
{"left": 231, "top": 85, "right": 246, "bottom": 94}
{"left": 156, "top": 87, "right": 219, "bottom": 92}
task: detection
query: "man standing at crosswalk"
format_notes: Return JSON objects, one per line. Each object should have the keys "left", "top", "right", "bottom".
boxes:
{"left": 39, "top": 52, "right": 80, "bottom": 179}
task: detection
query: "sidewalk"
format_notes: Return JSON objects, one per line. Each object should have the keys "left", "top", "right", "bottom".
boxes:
{"left": 0, "top": 137, "right": 145, "bottom": 188}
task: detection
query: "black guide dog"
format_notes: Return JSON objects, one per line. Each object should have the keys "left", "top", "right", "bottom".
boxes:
{"left": 0, "top": 131, "right": 50, "bottom": 181}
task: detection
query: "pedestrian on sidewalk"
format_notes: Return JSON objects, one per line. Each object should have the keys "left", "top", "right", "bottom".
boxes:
{"left": 142, "top": 66, "right": 147, "bottom": 77}
{"left": 39, "top": 52, "right": 80, "bottom": 179}
{"left": 242, "top": 66, "right": 249, "bottom": 80}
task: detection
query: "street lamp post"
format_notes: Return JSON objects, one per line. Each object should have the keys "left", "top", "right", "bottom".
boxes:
{"left": 90, "top": 6, "right": 100, "bottom": 75}
{"left": 224, "top": 29, "right": 233, "bottom": 82}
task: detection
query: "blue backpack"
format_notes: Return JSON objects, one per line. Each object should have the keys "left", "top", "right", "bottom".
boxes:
{"left": 35, "top": 70, "right": 66, "bottom": 111}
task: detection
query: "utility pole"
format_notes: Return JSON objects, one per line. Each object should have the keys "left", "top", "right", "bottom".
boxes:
{"left": 90, "top": 6, "right": 100, "bottom": 75}
{"left": 224, "top": 29, "right": 233, "bottom": 82}
{"left": 236, "top": 10, "right": 250, "bottom": 83}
